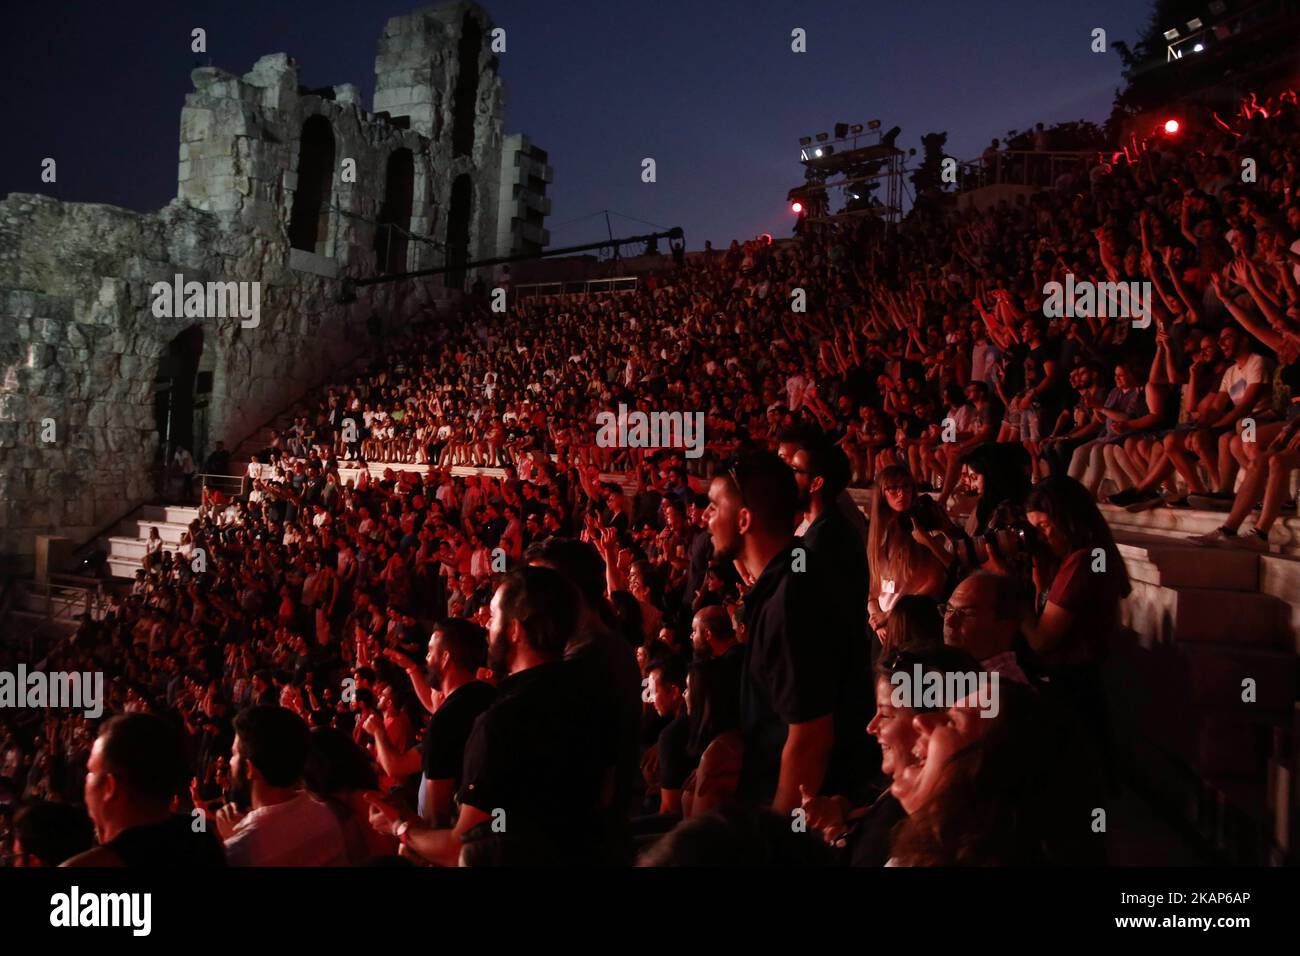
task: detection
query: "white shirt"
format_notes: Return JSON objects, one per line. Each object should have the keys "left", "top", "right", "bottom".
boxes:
{"left": 1220, "top": 353, "right": 1271, "bottom": 410}
{"left": 223, "top": 791, "right": 348, "bottom": 867}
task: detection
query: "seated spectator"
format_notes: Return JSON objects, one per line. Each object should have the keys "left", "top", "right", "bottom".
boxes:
{"left": 882, "top": 594, "right": 944, "bottom": 653}
{"left": 67, "top": 713, "right": 226, "bottom": 866}
{"left": 942, "top": 571, "right": 1032, "bottom": 684}
{"left": 800, "top": 644, "right": 977, "bottom": 866}
{"left": 679, "top": 660, "right": 744, "bottom": 820}
{"left": 888, "top": 681, "right": 1074, "bottom": 864}
{"left": 304, "top": 727, "right": 397, "bottom": 864}
{"left": 11, "top": 801, "right": 95, "bottom": 867}
{"left": 644, "top": 656, "right": 691, "bottom": 819}
{"left": 218, "top": 705, "right": 349, "bottom": 866}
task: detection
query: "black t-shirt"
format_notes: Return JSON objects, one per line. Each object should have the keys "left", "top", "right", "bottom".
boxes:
{"left": 458, "top": 660, "right": 609, "bottom": 861}
{"left": 1029, "top": 338, "right": 1064, "bottom": 410}
{"left": 656, "top": 714, "right": 693, "bottom": 791}
{"left": 422, "top": 680, "right": 496, "bottom": 781}
{"left": 846, "top": 791, "right": 907, "bottom": 867}
{"left": 800, "top": 508, "right": 869, "bottom": 638}
{"left": 105, "top": 815, "right": 227, "bottom": 867}
{"left": 738, "top": 544, "right": 872, "bottom": 805}
{"left": 693, "top": 644, "right": 743, "bottom": 748}
{"left": 799, "top": 508, "right": 878, "bottom": 787}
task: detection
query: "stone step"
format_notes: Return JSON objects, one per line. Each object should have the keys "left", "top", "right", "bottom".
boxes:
{"left": 1101, "top": 502, "right": 1300, "bottom": 559}
{"left": 1196, "top": 714, "right": 1281, "bottom": 779}
{"left": 107, "top": 556, "right": 143, "bottom": 579}
{"left": 1183, "top": 643, "right": 1297, "bottom": 711}
{"left": 140, "top": 504, "right": 200, "bottom": 525}
{"left": 1123, "top": 579, "right": 1289, "bottom": 647}
{"left": 122, "top": 519, "right": 190, "bottom": 545}
{"left": 1258, "top": 555, "right": 1300, "bottom": 644}
{"left": 1115, "top": 530, "right": 1259, "bottom": 591}
{"left": 106, "top": 536, "right": 151, "bottom": 560}
{"left": 1128, "top": 738, "right": 1274, "bottom": 864}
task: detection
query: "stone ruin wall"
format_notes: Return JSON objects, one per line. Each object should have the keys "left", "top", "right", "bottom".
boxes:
{"left": 0, "top": 2, "right": 516, "bottom": 569}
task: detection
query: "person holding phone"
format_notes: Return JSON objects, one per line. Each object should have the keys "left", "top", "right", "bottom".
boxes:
{"left": 867, "top": 466, "right": 947, "bottom": 641}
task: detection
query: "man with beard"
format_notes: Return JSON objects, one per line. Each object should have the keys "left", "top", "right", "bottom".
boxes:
{"left": 525, "top": 536, "right": 641, "bottom": 864}
{"left": 707, "top": 452, "right": 870, "bottom": 812}
{"left": 780, "top": 427, "right": 870, "bottom": 619}
{"left": 217, "top": 706, "right": 348, "bottom": 866}
{"left": 778, "top": 425, "right": 868, "bottom": 546}
{"left": 397, "top": 618, "right": 496, "bottom": 826}
{"left": 368, "top": 566, "right": 608, "bottom": 865}
{"left": 65, "top": 713, "right": 226, "bottom": 866}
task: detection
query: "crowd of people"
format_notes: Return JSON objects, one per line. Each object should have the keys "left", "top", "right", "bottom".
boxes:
{"left": 4, "top": 89, "right": 1299, "bottom": 866}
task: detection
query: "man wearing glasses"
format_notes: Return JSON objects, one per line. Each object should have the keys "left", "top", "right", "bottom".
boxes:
{"left": 942, "top": 572, "right": 1031, "bottom": 686}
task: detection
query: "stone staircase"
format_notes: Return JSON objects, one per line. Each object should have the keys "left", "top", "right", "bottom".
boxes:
{"left": 1104, "top": 523, "right": 1297, "bottom": 864}
{"left": 100, "top": 504, "right": 201, "bottom": 579}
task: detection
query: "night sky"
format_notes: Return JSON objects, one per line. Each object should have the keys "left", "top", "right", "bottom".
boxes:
{"left": 0, "top": 0, "right": 1149, "bottom": 249}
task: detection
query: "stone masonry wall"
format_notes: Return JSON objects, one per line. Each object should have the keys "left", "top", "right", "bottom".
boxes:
{"left": 0, "top": 2, "right": 531, "bottom": 569}
{"left": 0, "top": 192, "right": 423, "bottom": 565}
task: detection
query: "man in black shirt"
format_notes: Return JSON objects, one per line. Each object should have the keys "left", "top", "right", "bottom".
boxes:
{"left": 525, "top": 536, "right": 642, "bottom": 863}
{"left": 707, "top": 452, "right": 870, "bottom": 813}
{"left": 690, "top": 605, "right": 742, "bottom": 735}
{"left": 415, "top": 618, "right": 496, "bottom": 826}
{"left": 646, "top": 656, "right": 691, "bottom": 818}
{"left": 66, "top": 713, "right": 226, "bottom": 866}
{"left": 371, "top": 566, "right": 608, "bottom": 866}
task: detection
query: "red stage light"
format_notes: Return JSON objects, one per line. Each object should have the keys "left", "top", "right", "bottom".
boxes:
{"left": 790, "top": 201, "right": 803, "bottom": 214}
{"left": 1163, "top": 119, "right": 1180, "bottom": 134}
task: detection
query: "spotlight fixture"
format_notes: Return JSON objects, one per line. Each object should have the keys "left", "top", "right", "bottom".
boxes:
{"left": 1193, "top": 43, "right": 1204, "bottom": 52}
{"left": 798, "top": 136, "right": 812, "bottom": 146}
{"left": 815, "top": 132, "right": 829, "bottom": 142}
{"left": 1163, "top": 28, "right": 1180, "bottom": 41}
{"left": 813, "top": 148, "right": 823, "bottom": 158}
{"left": 791, "top": 201, "right": 803, "bottom": 214}
{"left": 867, "top": 120, "right": 881, "bottom": 130}
{"left": 849, "top": 124, "right": 864, "bottom": 135}
{"left": 1163, "top": 118, "right": 1181, "bottom": 134}
{"left": 834, "top": 122, "right": 849, "bottom": 138}
{"left": 1187, "top": 17, "right": 1203, "bottom": 30}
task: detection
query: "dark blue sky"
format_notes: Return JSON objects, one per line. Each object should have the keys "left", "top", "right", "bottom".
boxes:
{"left": 0, "top": 0, "right": 1150, "bottom": 249}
